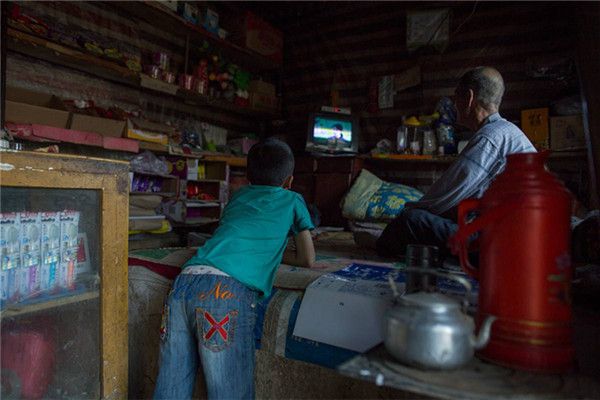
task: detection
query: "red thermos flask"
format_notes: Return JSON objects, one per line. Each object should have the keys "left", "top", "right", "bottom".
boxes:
{"left": 449, "top": 152, "right": 574, "bottom": 372}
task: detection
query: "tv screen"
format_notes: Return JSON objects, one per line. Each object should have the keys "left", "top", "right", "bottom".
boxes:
{"left": 306, "top": 113, "right": 359, "bottom": 153}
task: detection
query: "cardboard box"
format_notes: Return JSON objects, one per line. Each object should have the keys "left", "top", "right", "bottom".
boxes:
{"left": 521, "top": 108, "right": 549, "bottom": 148}
{"left": 5, "top": 86, "right": 70, "bottom": 128}
{"left": 162, "top": 200, "right": 221, "bottom": 223}
{"left": 293, "top": 264, "right": 404, "bottom": 352}
{"left": 129, "top": 171, "right": 179, "bottom": 194}
{"left": 184, "top": 179, "right": 228, "bottom": 203}
{"left": 249, "top": 80, "right": 276, "bottom": 97}
{"left": 125, "top": 118, "right": 173, "bottom": 145}
{"left": 229, "top": 12, "right": 283, "bottom": 64}
{"left": 550, "top": 115, "right": 586, "bottom": 151}
{"left": 204, "top": 161, "right": 229, "bottom": 181}
{"left": 249, "top": 92, "right": 279, "bottom": 111}
{"left": 70, "top": 114, "right": 126, "bottom": 138}
{"left": 228, "top": 137, "right": 258, "bottom": 155}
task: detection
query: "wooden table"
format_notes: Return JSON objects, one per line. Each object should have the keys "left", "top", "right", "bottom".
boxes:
{"left": 338, "top": 344, "right": 600, "bottom": 399}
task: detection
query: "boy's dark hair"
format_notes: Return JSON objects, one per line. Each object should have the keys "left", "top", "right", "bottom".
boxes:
{"left": 246, "top": 138, "right": 295, "bottom": 186}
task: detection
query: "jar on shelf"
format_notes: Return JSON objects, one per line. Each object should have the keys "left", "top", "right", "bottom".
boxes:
{"left": 422, "top": 129, "right": 437, "bottom": 155}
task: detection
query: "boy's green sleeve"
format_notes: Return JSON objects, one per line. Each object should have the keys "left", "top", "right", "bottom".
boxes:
{"left": 291, "top": 194, "right": 315, "bottom": 235}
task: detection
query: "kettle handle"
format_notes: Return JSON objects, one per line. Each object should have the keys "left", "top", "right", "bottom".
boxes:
{"left": 398, "top": 266, "right": 473, "bottom": 295}
{"left": 389, "top": 266, "right": 474, "bottom": 310}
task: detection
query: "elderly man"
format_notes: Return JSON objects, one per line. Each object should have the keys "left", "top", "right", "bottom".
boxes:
{"left": 375, "top": 66, "right": 536, "bottom": 258}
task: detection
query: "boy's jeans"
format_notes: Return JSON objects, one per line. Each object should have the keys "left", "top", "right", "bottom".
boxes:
{"left": 153, "top": 270, "right": 258, "bottom": 400}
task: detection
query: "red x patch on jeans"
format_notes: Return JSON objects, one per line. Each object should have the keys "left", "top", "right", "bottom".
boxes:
{"left": 204, "top": 311, "right": 230, "bottom": 341}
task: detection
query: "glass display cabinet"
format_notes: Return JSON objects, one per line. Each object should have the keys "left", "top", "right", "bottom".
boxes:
{"left": 0, "top": 151, "right": 128, "bottom": 399}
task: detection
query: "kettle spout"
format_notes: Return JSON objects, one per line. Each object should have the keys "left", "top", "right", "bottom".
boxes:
{"left": 471, "top": 315, "right": 497, "bottom": 350}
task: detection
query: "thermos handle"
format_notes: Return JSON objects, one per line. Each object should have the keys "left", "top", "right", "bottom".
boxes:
{"left": 450, "top": 199, "right": 481, "bottom": 279}
{"left": 449, "top": 198, "right": 520, "bottom": 279}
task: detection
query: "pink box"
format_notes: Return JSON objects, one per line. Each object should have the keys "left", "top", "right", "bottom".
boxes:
{"left": 32, "top": 125, "right": 103, "bottom": 147}
{"left": 103, "top": 136, "right": 139, "bottom": 153}
{"left": 5, "top": 123, "right": 55, "bottom": 142}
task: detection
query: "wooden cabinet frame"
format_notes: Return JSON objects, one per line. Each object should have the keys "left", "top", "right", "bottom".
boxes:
{"left": 0, "top": 151, "right": 129, "bottom": 398}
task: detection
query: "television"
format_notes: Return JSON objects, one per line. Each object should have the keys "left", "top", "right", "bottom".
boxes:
{"left": 306, "top": 112, "right": 359, "bottom": 153}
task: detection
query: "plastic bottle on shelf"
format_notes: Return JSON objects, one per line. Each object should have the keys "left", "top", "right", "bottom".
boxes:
{"left": 435, "top": 97, "right": 457, "bottom": 154}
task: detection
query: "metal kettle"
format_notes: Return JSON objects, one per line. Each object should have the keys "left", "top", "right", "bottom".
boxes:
{"left": 384, "top": 268, "right": 496, "bottom": 370}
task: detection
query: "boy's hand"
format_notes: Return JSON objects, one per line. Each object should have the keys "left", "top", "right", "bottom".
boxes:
{"left": 282, "top": 230, "right": 315, "bottom": 268}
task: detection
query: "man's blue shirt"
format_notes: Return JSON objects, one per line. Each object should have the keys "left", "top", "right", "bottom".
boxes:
{"left": 406, "top": 113, "right": 536, "bottom": 217}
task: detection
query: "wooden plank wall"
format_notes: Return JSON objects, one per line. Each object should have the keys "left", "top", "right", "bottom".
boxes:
{"left": 277, "top": 2, "right": 579, "bottom": 152}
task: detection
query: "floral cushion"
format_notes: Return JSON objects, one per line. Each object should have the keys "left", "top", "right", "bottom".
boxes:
{"left": 342, "top": 169, "right": 423, "bottom": 221}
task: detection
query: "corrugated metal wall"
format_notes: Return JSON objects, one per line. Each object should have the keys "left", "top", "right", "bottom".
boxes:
{"left": 277, "top": 2, "right": 579, "bottom": 151}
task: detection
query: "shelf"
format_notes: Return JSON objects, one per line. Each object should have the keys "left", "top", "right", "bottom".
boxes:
{"left": 185, "top": 178, "right": 223, "bottom": 183}
{"left": 184, "top": 201, "right": 221, "bottom": 207}
{"left": 130, "top": 191, "right": 176, "bottom": 197}
{"left": 172, "top": 217, "right": 220, "bottom": 226}
{"left": 548, "top": 150, "right": 587, "bottom": 159}
{"left": 1, "top": 290, "right": 100, "bottom": 319}
{"left": 365, "top": 154, "right": 458, "bottom": 163}
{"left": 138, "top": 141, "right": 170, "bottom": 153}
{"left": 6, "top": 27, "right": 278, "bottom": 119}
{"left": 7, "top": 28, "right": 139, "bottom": 88}
{"left": 131, "top": 170, "right": 178, "bottom": 179}
{"left": 114, "top": 1, "right": 281, "bottom": 73}
{"left": 178, "top": 89, "right": 278, "bottom": 118}
{"left": 139, "top": 141, "right": 247, "bottom": 166}
{"left": 201, "top": 154, "right": 247, "bottom": 167}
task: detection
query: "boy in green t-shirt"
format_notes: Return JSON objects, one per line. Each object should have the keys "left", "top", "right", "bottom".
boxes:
{"left": 154, "top": 138, "right": 315, "bottom": 400}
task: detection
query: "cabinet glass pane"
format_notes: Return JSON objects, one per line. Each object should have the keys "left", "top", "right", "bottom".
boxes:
{"left": 1, "top": 188, "right": 100, "bottom": 399}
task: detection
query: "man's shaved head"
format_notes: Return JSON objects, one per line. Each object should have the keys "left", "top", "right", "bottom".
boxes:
{"left": 457, "top": 66, "right": 505, "bottom": 112}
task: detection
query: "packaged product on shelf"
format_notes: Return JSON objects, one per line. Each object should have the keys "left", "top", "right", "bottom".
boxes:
{"left": 1, "top": 213, "right": 21, "bottom": 303}
{"left": 19, "top": 212, "right": 42, "bottom": 300}
{"left": 59, "top": 211, "right": 80, "bottom": 291}
{"left": 178, "top": 2, "right": 200, "bottom": 25}
{"left": 40, "top": 212, "right": 60, "bottom": 292}
{"left": 125, "top": 118, "right": 173, "bottom": 145}
{"left": 202, "top": 8, "right": 219, "bottom": 34}
{"left": 152, "top": 52, "right": 171, "bottom": 71}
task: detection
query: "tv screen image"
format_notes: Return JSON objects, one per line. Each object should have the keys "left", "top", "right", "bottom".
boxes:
{"left": 313, "top": 116, "right": 353, "bottom": 145}
{"left": 306, "top": 112, "right": 359, "bottom": 153}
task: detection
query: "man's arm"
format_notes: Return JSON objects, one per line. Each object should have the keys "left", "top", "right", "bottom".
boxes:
{"left": 282, "top": 230, "right": 315, "bottom": 268}
{"left": 406, "top": 135, "right": 501, "bottom": 216}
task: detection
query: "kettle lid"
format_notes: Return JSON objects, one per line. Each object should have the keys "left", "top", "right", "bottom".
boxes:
{"left": 400, "top": 292, "right": 460, "bottom": 312}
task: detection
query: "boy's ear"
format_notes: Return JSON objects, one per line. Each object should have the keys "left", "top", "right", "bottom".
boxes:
{"left": 283, "top": 175, "right": 294, "bottom": 189}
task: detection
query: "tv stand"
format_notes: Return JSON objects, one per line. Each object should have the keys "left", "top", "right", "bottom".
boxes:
{"left": 308, "top": 150, "right": 357, "bottom": 157}
{"left": 292, "top": 154, "right": 363, "bottom": 227}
